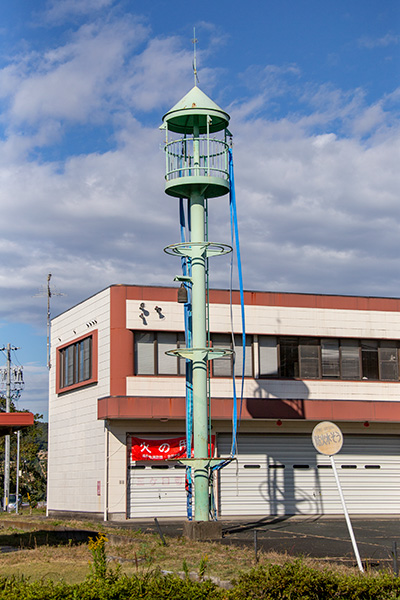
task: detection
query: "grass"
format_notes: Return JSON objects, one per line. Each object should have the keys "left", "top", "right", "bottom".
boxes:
{"left": 0, "top": 516, "right": 371, "bottom": 586}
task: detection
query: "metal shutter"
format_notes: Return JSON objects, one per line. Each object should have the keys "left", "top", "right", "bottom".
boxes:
{"left": 218, "top": 434, "right": 400, "bottom": 516}
{"left": 127, "top": 435, "right": 187, "bottom": 518}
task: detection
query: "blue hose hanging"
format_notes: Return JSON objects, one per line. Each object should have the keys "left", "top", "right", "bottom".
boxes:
{"left": 229, "top": 147, "right": 246, "bottom": 428}
{"left": 180, "top": 198, "right": 193, "bottom": 520}
{"left": 212, "top": 147, "right": 246, "bottom": 473}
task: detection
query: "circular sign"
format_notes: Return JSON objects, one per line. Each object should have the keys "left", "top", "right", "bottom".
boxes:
{"left": 312, "top": 421, "right": 343, "bottom": 456}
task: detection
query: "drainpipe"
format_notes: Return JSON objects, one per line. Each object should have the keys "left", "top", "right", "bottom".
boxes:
{"left": 104, "top": 419, "right": 109, "bottom": 521}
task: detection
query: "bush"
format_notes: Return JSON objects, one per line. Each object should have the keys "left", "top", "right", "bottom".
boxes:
{"left": 1, "top": 560, "right": 400, "bottom": 599}
{"left": 0, "top": 572, "right": 224, "bottom": 600}
{"left": 226, "top": 561, "right": 400, "bottom": 600}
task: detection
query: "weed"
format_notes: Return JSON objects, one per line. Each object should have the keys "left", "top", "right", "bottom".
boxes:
{"left": 182, "top": 558, "right": 190, "bottom": 578}
{"left": 198, "top": 554, "right": 208, "bottom": 579}
{"left": 88, "top": 533, "right": 108, "bottom": 580}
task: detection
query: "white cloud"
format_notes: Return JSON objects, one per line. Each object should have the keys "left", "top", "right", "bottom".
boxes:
{"left": 43, "top": 0, "right": 116, "bottom": 24}
{"left": 9, "top": 20, "right": 148, "bottom": 126}
{"left": 119, "top": 36, "right": 194, "bottom": 111}
{"left": 358, "top": 33, "right": 399, "bottom": 49}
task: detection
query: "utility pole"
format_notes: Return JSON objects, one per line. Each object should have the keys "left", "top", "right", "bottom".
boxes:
{"left": 46, "top": 274, "right": 51, "bottom": 370}
{"left": 2, "top": 344, "right": 16, "bottom": 511}
{"left": 3, "top": 344, "right": 11, "bottom": 511}
{"left": 34, "top": 274, "right": 65, "bottom": 370}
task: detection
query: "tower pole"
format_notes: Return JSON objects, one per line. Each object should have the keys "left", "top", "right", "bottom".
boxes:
{"left": 190, "top": 189, "right": 209, "bottom": 521}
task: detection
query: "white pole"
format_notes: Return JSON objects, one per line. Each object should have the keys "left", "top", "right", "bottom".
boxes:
{"left": 330, "top": 455, "right": 364, "bottom": 573}
{"left": 3, "top": 343, "right": 11, "bottom": 511}
{"left": 15, "top": 430, "right": 20, "bottom": 514}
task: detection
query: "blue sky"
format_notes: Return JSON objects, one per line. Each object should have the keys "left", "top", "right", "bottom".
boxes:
{"left": 0, "top": 0, "right": 399, "bottom": 419}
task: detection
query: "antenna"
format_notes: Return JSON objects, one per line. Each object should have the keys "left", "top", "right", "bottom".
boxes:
{"left": 34, "top": 274, "right": 65, "bottom": 370}
{"left": 192, "top": 27, "right": 199, "bottom": 85}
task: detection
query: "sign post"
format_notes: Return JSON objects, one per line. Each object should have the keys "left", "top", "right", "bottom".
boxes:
{"left": 312, "top": 421, "right": 364, "bottom": 573}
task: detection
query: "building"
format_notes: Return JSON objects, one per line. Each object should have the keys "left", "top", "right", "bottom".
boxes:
{"left": 47, "top": 284, "right": 400, "bottom": 520}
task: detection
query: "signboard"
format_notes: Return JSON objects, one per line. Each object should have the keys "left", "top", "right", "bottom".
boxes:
{"left": 131, "top": 436, "right": 215, "bottom": 461}
{"left": 312, "top": 421, "right": 343, "bottom": 456}
{"left": 311, "top": 421, "right": 363, "bottom": 572}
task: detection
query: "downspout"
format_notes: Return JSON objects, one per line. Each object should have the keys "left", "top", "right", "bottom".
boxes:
{"left": 104, "top": 419, "right": 109, "bottom": 521}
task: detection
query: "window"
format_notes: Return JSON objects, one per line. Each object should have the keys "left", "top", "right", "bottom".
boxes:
{"left": 211, "top": 334, "right": 253, "bottom": 377}
{"left": 321, "top": 339, "right": 340, "bottom": 378}
{"left": 361, "top": 339, "right": 379, "bottom": 380}
{"left": 57, "top": 331, "right": 97, "bottom": 393}
{"left": 134, "top": 331, "right": 185, "bottom": 375}
{"left": 340, "top": 339, "right": 360, "bottom": 379}
{"left": 134, "top": 331, "right": 252, "bottom": 377}
{"left": 234, "top": 334, "right": 253, "bottom": 377}
{"left": 135, "top": 332, "right": 155, "bottom": 375}
{"left": 379, "top": 341, "right": 399, "bottom": 381}
{"left": 279, "top": 337, "right": 299, "bottom": 378}
{"left": 259, "top": 335, "right": 400, "bottom": 382}
{"left": 211, "top": 333, "right": 231, "bottom": 377}
{"left": 259, "top": 336, "right": 278, "bottom": 377}
{"left": 299, "top": 338, "right": 320, "bottom": 378}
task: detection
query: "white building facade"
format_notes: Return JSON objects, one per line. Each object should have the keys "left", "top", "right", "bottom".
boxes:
{"left": 48, "top": 284, "right": 400, "bottom": 520}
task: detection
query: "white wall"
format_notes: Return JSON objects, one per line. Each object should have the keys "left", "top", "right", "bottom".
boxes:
{"left": 127, "top": 374, "right": 400, "bottom": 403}
{"left": 48, "top": 288, "right": 110, "bottom": 514}
{"left": 126, "top": 297, "right": 400, "bottom": 403}
{"left": 127, "top": 298, "right": 400, "bottom": 339}
{"left": 106, "top": 421, "right": 128, "bottom": 518}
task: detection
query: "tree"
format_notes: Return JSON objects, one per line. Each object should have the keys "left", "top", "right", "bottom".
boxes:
{"left": 0, "top": 397, "right": 48, "bottom": 505}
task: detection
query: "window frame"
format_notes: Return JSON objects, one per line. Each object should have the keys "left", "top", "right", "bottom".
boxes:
{"left": 133, "top": 331, "right": 253, "bottom": 378}
{"left": 56, "top": 330, "right": 98, "bottom": 394}
{"left": 258, "top": 334, "right": 400, "bottom": 382}
{"left": 210, "top": 333, "right": 253, "bottom": 378}
{"left": 134, "top": 331, "right": 187, "bottom": 376}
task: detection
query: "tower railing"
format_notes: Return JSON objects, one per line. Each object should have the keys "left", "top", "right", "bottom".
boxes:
{"left": 165, "top": 138, "right": 229, "bottom": 182}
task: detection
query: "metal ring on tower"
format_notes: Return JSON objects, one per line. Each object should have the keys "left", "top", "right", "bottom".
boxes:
{"left": 165, "top": 347, "right": 233, "bottom": 361}
{"left": 164, "top": 241, "right": 232, "bottom": 259}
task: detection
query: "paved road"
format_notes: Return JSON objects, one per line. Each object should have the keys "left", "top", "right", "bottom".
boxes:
{"left": 222, "top": 517, "right": 400, "bottom": 568}
{"left": 119, "top": 516, "right": 400, "bottom": 569}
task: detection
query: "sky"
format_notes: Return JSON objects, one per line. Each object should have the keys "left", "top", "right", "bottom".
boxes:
{"left": 0, "top": 0, "right": 399, "bottom": 420}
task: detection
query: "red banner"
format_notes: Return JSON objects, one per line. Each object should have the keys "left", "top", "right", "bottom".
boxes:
{"left": 131, "top": 436, "right": 215, "bottom": 461}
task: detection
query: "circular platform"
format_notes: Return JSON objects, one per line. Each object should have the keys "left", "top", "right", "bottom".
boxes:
{"left": 165, "top": 347, "right": 233, "bottom": 361}
{"left": 164, "top": 241, "right": 232, "bottom": 259}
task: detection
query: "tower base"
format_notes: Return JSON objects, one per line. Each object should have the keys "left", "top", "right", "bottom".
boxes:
{"left": 183, "top": 521, "right": 222, "bottom": 541}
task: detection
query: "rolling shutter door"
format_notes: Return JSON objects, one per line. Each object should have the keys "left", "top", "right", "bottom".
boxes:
{"left": 218, "top": 434, "right": 400, "bottom": 516}
{"left": 127, "top": 435, "right": 187, "bottom": 518}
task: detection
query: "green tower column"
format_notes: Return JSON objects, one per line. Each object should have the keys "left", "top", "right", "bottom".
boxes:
{"left": 190, "top": 189, "right": 209, "bottom": 521}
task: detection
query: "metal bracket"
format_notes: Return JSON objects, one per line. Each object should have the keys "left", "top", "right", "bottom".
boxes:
{"left": 165, "top": 347, "right": 233, "bottom": 361}
{"left": 175, "top": 458, "right": 231, "bottom": 469}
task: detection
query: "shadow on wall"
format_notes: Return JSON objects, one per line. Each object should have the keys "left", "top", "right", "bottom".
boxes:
{"left": 246, "top": 379, "right": 309, "bottom": 419}
{"left": 225, "top": 378, "right": 326, "bottom": 516}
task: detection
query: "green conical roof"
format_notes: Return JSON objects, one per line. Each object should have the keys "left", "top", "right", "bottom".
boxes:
{"left": 162, "top": 85, "right": 230, "bottom": 134}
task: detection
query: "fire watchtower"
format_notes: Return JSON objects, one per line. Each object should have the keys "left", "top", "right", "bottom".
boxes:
{"left": 161, "top": 84, "right": 233, "bottom": 525}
